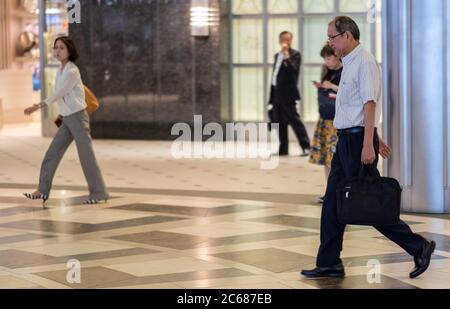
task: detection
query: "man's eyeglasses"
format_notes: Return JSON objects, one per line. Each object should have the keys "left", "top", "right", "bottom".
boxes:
{"left": 328, "top": 32, "right": 345, "bottom": 42}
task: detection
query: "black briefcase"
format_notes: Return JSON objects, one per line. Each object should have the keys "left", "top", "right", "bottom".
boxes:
{"left": 336, "top": 166, "right": 402, "bottom": 226}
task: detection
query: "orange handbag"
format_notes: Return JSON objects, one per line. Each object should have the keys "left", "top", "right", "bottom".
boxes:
{"left": 54, "top": 86, "right": 100, "bottom": 128}
{"left": 84, "top": 85, "right": 100, "bottom": 114}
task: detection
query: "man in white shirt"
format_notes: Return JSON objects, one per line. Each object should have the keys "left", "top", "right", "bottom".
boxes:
{"left": 268, "top": 31, "right": 311, "bottom": 157}
{"left": 301, "top": 16, "right": 435, "bottom": 279}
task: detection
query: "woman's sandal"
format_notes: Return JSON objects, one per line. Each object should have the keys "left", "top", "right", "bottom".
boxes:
{"left": 83, "top": 198, "right": 108, "bottom": 205}
{"left": 23, "top": 192, "right": 49, "bottom": 208}
{"left": 23, "top": 192, "right": 48, "bottom": 202}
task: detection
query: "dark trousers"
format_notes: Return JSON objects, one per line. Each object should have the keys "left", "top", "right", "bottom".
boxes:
{"left": 316, "top": 128, "right": 426, "bottom": 267}
{"left": 275, "top": 102, "right": 310, "bottom": 154}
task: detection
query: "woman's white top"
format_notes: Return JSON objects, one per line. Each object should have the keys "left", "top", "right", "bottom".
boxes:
{"left": 44, "top": 61, "right": 86, "bottom": 117}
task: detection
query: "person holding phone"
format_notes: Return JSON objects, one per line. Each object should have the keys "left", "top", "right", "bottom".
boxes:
{"left": 268, "top": 31, "right": 311, "bottom": 157}
{"left": 309, "top": 45, "right": 343, "bottom": 204}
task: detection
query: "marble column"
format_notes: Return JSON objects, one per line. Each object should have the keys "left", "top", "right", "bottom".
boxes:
{"left": 383, "top": 0, "right": 450, "bottom": 213}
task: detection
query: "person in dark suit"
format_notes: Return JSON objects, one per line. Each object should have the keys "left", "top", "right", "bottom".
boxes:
{"left": 269, "top": 31, "right": 311, "bottom": 157}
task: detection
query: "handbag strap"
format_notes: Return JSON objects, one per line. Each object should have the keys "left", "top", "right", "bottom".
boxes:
{"left": 358, "top": 164, "right": 381, "bottom": 178}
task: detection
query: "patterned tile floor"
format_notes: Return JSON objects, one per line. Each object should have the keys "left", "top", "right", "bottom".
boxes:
{"left": 0, "top": 133, "right": 449, "bottom": 289}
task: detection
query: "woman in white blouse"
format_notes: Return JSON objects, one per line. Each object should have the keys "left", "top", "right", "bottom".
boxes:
{"left": 23, "top": 36, "right": 108, "bottom": 205}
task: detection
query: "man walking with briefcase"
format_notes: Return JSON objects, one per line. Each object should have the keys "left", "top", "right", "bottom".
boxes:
{"left": 301, "top": 16, "right": 435, "bottom": 279}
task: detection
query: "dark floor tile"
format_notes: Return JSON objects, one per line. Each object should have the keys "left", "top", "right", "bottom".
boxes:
{"left": 109, "top": 231, "right": 210, "bottom": 250}
{"left": 93, "top": 216, "right": 185, "bottom": 232}
{"left": 415, "top": 232, "right": 450, "bottom": 252}
{"left": 36, "top": 265, "right": 253, "bottom": 289}
{"left": 343, "top": 252, "right": 447, "bottom": 267}
{"left": 99, "top": 268, "right": 254, "bottom": 288}
{"left": 0, "top": 233, "right": 55, "bottom": 245}
{"left": 109, "top": 230, "right": 316, "bottom": 250}
{"left": 302, "top": 275, "right": 419, "bottom": 289}
{"left": 209, "top": 230, "right": 317, "bottom": 247}
{"left": 36, "top": 266, "right": 136, "bottom": 289}
{"left": 67, "top": 248, "right": 158, "bottom": 262}
{"left": 0, "top": 197, "right": 29, "bottom": 204}
{"left": 410, "top": 213, "right": 450, "bottom": 221}
{"left": 0, "top": 206, "right": 45, "bottom": 217}
{"left": 0, "top": 220, "right": 93, "bottom": 235}
{"left": 247, "top": 215, "right": 420, "bottom": 232}
{"left": 375, "top": 232, "right": 450, "bottom": 253}
{"left": 0, "top": 247, "right": 158, "bottom": 269}
{"left": 247, "top": 215, "right": 370, "bottom": 231}
{"left": 213, "top": 248, "right": 316, "bottom": 273}
{"left": 113, "top": 203, "right": 270, "bottom": 217}
{"left": 0, "top": 216, "right": 185, "bottom": 234}
{"left": 0, "top": 250, "right": 60, "bottom": 269}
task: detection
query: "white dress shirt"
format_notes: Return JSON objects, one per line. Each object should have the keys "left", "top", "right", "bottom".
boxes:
{"left": 271, "top": 52, "right": 285, "bottom": 86}
{"left": 44, "top": 61, "right": 86, "bottom": 117}
{"left": 334, "top": 44, "right": 382, "bottom": 130}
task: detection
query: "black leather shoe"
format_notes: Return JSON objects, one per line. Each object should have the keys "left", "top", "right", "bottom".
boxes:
{"left": 300, "top": 149, "right": 310, "bottom": 157}
{"left": 409, "top": 240, "right": 436, "bottom": 279}
{"left": 301, "top": 264, "right": 346, "bottom": 279}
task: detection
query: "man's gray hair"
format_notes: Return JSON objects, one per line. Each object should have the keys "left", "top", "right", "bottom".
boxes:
{"left": 330, "top": 16, "right": 360, "bottom": 41}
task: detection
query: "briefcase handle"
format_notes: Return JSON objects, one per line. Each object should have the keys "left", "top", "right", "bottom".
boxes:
{"left": 359, "top": 164, "right": 381, "bottom": 178}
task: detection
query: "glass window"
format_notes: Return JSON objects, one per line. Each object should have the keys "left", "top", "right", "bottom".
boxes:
{"left": 302, "top": 66, "right": 323, "bottom": 122}
{"left": 340, "top": 0, "right": 382, "bottom": 13}
{"left": 303, "top": 0, "right": 334, "bottom": 13}
{"left": 351, "top": 15, "right": 373, "bottom": 52}
{"left": 232, "top": 0, "right": 263, "bottom": 15}
{"left": 375, "top": 13, "right": 382, "bottom": 63}
{"left": 268, "top": 0, "right": 298, "bottom": 14}
{"left": 303, "top": 17, "right": 330, "bottom": 64}
{"left": 233, "top": 18, "right": 263, "bottom": 64}
{"left": 340, "top": 0, "right": 371, "bottom": 12}
{"left": 227, "top": 0, "right": 382, "bottom": 122}
{"left": 267, "top": 18, "right": 299, "bottom": 63}
{"left": 233, "top": 67, "right": 264, "bottom": 121}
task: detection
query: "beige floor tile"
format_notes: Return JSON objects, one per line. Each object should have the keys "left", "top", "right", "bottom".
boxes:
{"left": 0, "top": 230, "right": 22, "bottom": 238}
{"left": 281, "top": 280, "right": 318, "bottom": 289}
{"left": 109, "top": 283, "right": 181, "bottom": 289}
{"left": 0, "top": 204, "right": 22, "bottom": 210}
{"left": 176, "top": 275, "right": 277, "bottom": 288}
{"left": 143, "top": 197, "right": 236, "bottom": 208}
{"left": 167, "top": 222, "right": 285, "bottom": 238}
{"left": 105, "top": 256, "right": 228, "bottom": 277}
{"left": 44, "top": 209, "right": 152, "bottom": 224}
{"left": 212, "top": 282, "right": 292, "bottom": 289}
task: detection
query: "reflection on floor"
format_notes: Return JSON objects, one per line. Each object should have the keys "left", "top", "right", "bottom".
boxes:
{"left": 0, "top": 136, "right": 449, "bottom": 289}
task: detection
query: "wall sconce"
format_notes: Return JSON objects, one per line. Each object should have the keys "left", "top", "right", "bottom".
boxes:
{"left": 190, "top": 0, "right": 210, "bottom": 37}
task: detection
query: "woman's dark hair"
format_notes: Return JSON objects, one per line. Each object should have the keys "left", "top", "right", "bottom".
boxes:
{"left": 54, "top": 36, "right": 79, "bottom": 62}
{"left": 320, "top": 45, "right": 341, "bottom": 83}
{"left": 320, "top": 45, "right": 336, "bottom": 58}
